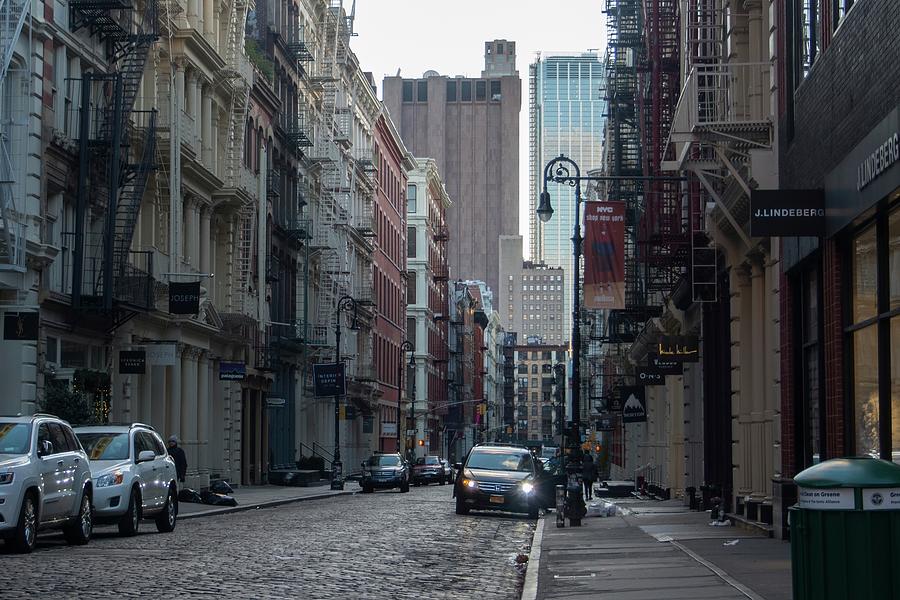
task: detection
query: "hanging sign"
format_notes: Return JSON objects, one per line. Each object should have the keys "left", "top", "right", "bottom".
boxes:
{"left": 648, "top": 352, "right": 683, "bottom": 375}
{"left": 146, "top": 343, "right": 177, "bottom": 366}
{"left": 219, "top": 361, "right": 246, "bottom": 381}
{"left": 119, "top": 350, "right": 146, "bottom": 375}
{"left": 595, "top": 415, "right": 616, "bottom": 431}
{"left": 313, "top": 362, "right": 346, "bottom": 397}
{"left": 619, "top": 386, "right": 647, "bottom": 424}
{"left": 797, "top": 487, "right": 855, "bottom": 510}
{"left": 636, "top": 367, "right": 665, "bottom": 386}
{"left": 3, "top": 312, "right": 39, "bottom": 341}
{"left": 657, "top": 335, "right": 700, "bottom": 362}
{"left": 169, "top": 281, "right": 201, "bottom": 315}
{"left": 608, "top": 394, "right": 624, "bottom": 413}
{"left": 584, "top": 201, "right": 626, "bottom": 309}
{"left": 266, "top": 397, "right": 286, "bottom": 407}
{"left": 750, "top": 190, "right": 825, "bottom": 237}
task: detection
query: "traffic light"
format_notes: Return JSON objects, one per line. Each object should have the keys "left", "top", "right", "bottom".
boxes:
{"left": 594, "top": 444, "right": 602, "bottom": 453}
{"left": 417, "top": 439, "right": 424, "bottom": 447}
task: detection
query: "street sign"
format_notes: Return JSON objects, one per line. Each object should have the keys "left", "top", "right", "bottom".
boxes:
{"left": 648, "top": 352, "right": 682, "bottom": 375}
{"left": 169, "top": 281, "right": 201, "bottom": 314}
{"left": 595, "top": 415, "right": 616, "bottom": 431}
{"left": 405, "top": 429, "right": 416, "bottom": 436}
{"left": 119, "top": 350, "right": 146, "bottom": 375}
{"left": 313, "top": 362, "right": 346, "bottom": 397}
{"left": 146, "top": 343, "right": 177, "bottom": 366}
{"left": 750, "top": 189, "right": 825, "bottom": 237}
{"left": 219, "top": 361, "right": 246, "bottom": 381}
{"left": 266, "top": 397, "right": 286, "bottom": 407}
{"left": 619, "top": 386, "right": 647, "bottom": 423}
{"left": 636, "top": 367, "right": 665, "bottom": 386}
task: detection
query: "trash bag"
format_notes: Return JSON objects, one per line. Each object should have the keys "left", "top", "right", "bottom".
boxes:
{"left": 178, "top": 488, "right": 203, "bottom": 503}
{"left": 585, "top": 500, "right": 618, "bottom": 517}
{"left": 210, "top": 480, "right": 234, "bottom": 495}
{"left": 201, "top": 489, "right": 238, "bottom": 506}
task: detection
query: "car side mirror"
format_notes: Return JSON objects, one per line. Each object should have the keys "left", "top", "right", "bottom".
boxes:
{"left": 453, "top": 462, "right": 462, "bottom": 471}
{"left": 136, "top": 450, "right": 155, "bottom": 463}
{"left": 38, "top": 440, "right": 53, "bottom": 457}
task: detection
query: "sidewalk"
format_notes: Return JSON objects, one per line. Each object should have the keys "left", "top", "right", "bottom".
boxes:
{"left": 524, "top": 497, "right": 792, "bottom": 600}
{"left": 178, "top": 484, "right": 356, "bottom": 520}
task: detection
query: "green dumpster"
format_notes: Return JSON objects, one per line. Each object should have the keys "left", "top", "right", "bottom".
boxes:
{"left": 790, "top": 457, "right": 900, "bottom": 600}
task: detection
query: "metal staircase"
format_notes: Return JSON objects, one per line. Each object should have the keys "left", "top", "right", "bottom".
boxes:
{"left": 220, "top": 0, "right": 252, "bottom": 188}
{"left": 0, "top": 0, "right": 28, "bottom": 83}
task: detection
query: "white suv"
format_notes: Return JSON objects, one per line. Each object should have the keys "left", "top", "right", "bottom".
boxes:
{"left": 0, "top": 414, "right": 94, "bottom": 553}
{"left": 74, "top": 423, "right": 178, "bottom": 536}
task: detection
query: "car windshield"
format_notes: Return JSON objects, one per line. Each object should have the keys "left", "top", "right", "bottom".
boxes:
{"left": 0, "top": 422, "right": 31, "bottom": 454}
{"left": 368, "top": 455, "right": 401, "bottom": 467}
{"left": 467, "top": 451, "right": 532, "bottom": 472}
{"left": 77, "top": 432, "right": 130, "bottom": 461}
{"left": 416, "top": 456, "right": 440, "bottom": 465}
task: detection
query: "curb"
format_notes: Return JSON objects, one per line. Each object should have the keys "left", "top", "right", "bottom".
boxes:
{"left": 520, "top": 515, "right": 545, "bottom": 600}
{"left": 178, "top": 490, "right": 356, "bottom": 521}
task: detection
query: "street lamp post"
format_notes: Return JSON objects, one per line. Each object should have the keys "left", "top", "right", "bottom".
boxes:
{"left": 538, "top": 154, "right": 586, "bottom": 524}
{"left": 398, "top": 340, "right": 415, "bottom": 454}
{"left": 407, "top": 352, "right": 417, "bottom": 463}
{"left": 331, "top": 294, "right": 358, "bottom": 491}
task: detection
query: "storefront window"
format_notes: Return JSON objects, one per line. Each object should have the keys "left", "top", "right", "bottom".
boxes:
{"left": 852, "top": 225, "right": 878, "bottom": 323}
{"left": 853, "top": 325, "right": 880, "bottom": 457}
{"left": 890, "top": 209, "right": 899, "bottom": 310}
{"left": 892, "top": 317, "right": 900, "bottom": 464}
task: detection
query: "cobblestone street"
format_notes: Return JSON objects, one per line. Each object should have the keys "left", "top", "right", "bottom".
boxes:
{"left": 2, "top": 485, "right": 536, "bottom": 599}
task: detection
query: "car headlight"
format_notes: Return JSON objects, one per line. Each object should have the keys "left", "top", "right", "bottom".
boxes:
{"left": 0, "top": 472, "right": 13, "bottom": 485}
{"left": 462, "top": 478, "right": 478, "bottom": 489}
{"left": 96, "top": 472, "right": 124, "bottom": 487}
{"left": 521, "top": 482, "right": 534, "bottom": 494}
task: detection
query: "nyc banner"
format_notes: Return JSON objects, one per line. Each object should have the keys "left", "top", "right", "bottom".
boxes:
{"left": 584, "top": 201, "right": 625, "bottom": 309}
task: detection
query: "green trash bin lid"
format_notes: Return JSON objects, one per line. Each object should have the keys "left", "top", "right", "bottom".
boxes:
{"left": 794, "top": 457, "right": 900, "bottom": 488}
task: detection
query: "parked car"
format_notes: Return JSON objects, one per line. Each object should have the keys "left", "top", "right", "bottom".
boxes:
{"left": 0, "top": 414, "right": 94, "bottom": 553}
{"left": 74, "top": 423, "right": 178, "bottom": 536}
{"left": 412, "top": 455, "right": 446, "bottom": 486}
{"left": 440, "top": 459, "right": 455, "bottom": 484}
{"left": 453, "top": 443, "right": 552, "bottom": 518}
{"left": 360, "top": 453, "right": 410, "bottom": 493}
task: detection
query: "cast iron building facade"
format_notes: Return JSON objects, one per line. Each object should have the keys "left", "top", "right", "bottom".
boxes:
{"left": 383, "top": 40, "right": 521, "bottom": 296}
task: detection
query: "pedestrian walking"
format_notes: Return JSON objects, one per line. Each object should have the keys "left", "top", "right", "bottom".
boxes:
{"left": 168, "top": 435, "right": 187, "bottom": 486}
{"left": 582, "top": 452, "right": 597, "bottom": 500}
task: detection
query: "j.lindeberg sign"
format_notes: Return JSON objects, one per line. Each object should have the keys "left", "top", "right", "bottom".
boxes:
{"left": 750, "top": 189, "right": 825, "bottom": 237}
{"left": 857, "top": 132, "right": 899, "bottom": 191}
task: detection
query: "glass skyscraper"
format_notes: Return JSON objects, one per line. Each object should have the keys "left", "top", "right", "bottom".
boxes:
{"left": 529, "top": 52, "right": 606, "bottom": 340}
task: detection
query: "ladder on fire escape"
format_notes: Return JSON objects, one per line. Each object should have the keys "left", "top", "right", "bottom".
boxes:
{"left": 221, "top": 0, "right": 251, "bottom": 189}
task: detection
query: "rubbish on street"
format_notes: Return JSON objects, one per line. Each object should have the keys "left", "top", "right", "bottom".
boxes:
{"left": 585, "top": 500, "right": 619, "bottom": 517}
{"left": 723, "top": 539, "right": 740, "bottom": 546}
{"left": 178, "top": 488, "right": 203, "bottom": 503}
{"left": 210, "top": 480, "right": 234, "bottom": 495}
{"left": 201, "top": 489, "right": 238, "bottom": 506}
{"left": 709, "top": 519, "right": 733, "bottom": 527}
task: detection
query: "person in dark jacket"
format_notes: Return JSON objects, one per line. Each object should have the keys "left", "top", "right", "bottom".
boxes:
{"left": 168, "top": 435, "right": 187, "bottom": 484}
{"left": 581, "top": 452, "right": 597, "bottom": 500}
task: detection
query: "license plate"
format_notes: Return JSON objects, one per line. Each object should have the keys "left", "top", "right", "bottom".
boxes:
{"left": 490, "top": 495, "right": 505, "bottom": 504}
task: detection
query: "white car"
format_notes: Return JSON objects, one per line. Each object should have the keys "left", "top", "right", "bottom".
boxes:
{"left": 74, "top": 424, "right": 178, "bottom": 536}
{"left": 0, "top": 414, "right": 95, "bottom": 553}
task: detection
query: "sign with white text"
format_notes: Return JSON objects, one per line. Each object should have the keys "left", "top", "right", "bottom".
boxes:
{"left": 750, "top": 190, "right": 825, "bottom": 237}
{"left": 313, "top": 362, "right": 346, "bottom": 397}
{"left": 584, "top": 201, "right": 626, "bottom": 309}
{"left": 862, "top": 487, "right": 900, "bottom": 511}
{"left": 797, "top": 487, "right": 855, "bottom": 510}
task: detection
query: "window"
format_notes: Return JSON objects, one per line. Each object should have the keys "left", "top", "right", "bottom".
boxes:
{"left": 407, "top": 184, "right": 417, "bottom": 214}
{"left": 490, "top": 80, "right": 501, "bottom": 100}
{"left": 402, "top": 81, "right": 413, "bottom": 102}
{"left": 795, "top": 264, "right": 823, "bottom": 468}
{"left": 406, "top": 317, "right": 416, "bottom": 349}
{"left": 531, "top": 364, "right": 538, "bottom": 374}
{"left": 417, "top": 80, "right": 427, "bottom": 102}
{"left": 446, "top": 81, "right": 457, "bottom": 102}
{"left": 461, "top": 81, "right": 471, "bottom": 101}
{"left": 476, "top": 80, "right": 486, "bottom": 101}
{"left": 407, "top": 226, "right": 416, "bottom": 258}
{"left": 407, "top": 272, "right": 417, "bottom": 305}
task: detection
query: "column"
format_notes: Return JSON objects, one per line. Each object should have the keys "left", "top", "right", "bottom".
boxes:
{"left": 152, "top": 365, "right": 167, "bottom": 433}
{"left": 191, "top": 76, "right": 201, "bottom": 142}
{"left": 203, "top": 0, "right": 215, "bottom": 42}
{"left": 187, "top": 0, "right": 198, "bottom": 29}
{"left": 192, "top": 203, "right": 202, "bottom": 270}
{"left": 197, "top": 352, "right": 210, "bottom": 486}
{"left": 141, "top": 367, "right": 153, "bottom": 424}
{"left": 181, "top": 348, "right": 199, "bottom": 481}
{"left": 167, "top": 346, "right": 183, "bottom": 440}
{"left": 202, "top": 91, "right": 213, "bottom": 166}
{"left": 200, "top": 206, "right": 211, "bottom": 274}
{"left": 211, "top": 108, "right": 220, "bottom": 177}
{"left": 182, "top": 197, "right": 192, "bottom": 266}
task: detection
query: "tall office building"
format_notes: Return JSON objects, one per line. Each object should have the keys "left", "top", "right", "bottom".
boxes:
{"left": 498, "top": 236, "right": 567, "bottom": 344}
{"left": 529, "top": 52, "right": 606, "bottom": 335}
{"left": 383, "top": 40, "right": 521, "bottom": 296}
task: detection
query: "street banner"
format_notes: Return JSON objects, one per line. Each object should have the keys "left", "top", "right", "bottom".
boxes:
{"left": 619, "top": 386, "right": 647, "bottom": 423}
{"left": 169, "top": 281, "right": 201, "bottom": 314}
{"left": 3, "top": 312, "right": 38, "bottom": 341}
{"left": 119, "top": 350, "right": 146, "bottom": 375}
{"left": 648, "top": 352, "right": 683, "bottom": 375}
{"left": 584, "top": 201, "right": 626, "bottom": 309}
{"left": 750, "top": 189, "right": 825, "bottom": 237}
{"left": 146, "top": 343, "right": 177, "bottom": 366}
{"left": 219, "top": 361, "right": 246, "bottom": 381}
{"left": 313, "top": 362, "right": 346, "bottom": 397}
{"left": 657, "top": 335, "right": 700, "bottom": 362}
{"left": 636, "top": 366, "right": 665, "bottom": 386}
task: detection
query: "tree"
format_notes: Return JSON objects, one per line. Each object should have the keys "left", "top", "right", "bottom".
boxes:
{"left": 40, "top": 381, "right": 97, "bottom": 425}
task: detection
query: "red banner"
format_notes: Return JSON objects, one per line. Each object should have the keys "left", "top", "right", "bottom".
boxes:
{"left": 584, "top": 201, "right": 625, "bottom": 309}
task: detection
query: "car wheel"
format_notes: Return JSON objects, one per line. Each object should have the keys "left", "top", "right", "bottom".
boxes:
{"left": 400, "top": 479, "right": 410, "bottom": 493}
{"left": 155, "top": 485, "right": 177, "bottom": 533}
{"left": 63, "top": 490, "right": 93, "bottom": 545}
{"left": 455, "top": 496, "right": 470, "bottom": 515}
{"left": 439, "top": 478, "right": 446, "bottom": 486}
{"left": 118, "top": 486, "right": 141, "bottom": 536}
{"left": 10, "top": 492, "right": 38, "bottom": 553}
{"left": 362, "top": 484, "right": 373, "bottom": 493}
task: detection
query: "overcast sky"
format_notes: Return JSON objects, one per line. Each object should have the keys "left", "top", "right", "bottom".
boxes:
{"left": 350, "top": 0, "right": 605, "bottom": 252}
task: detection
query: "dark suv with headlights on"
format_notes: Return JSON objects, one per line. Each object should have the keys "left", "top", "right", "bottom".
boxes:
{"left": 360, "top": 453, "right": 410, "bottom": 493}
{"left": 453, "top": 444, "right": 548, "bottom": 518}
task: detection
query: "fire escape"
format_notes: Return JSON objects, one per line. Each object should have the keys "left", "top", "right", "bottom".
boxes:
{"left": 0, "top": 0, "right": 30, "bottom": 276}
{"left": 68, "top": 0, "right": 159, "bottom": 315}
